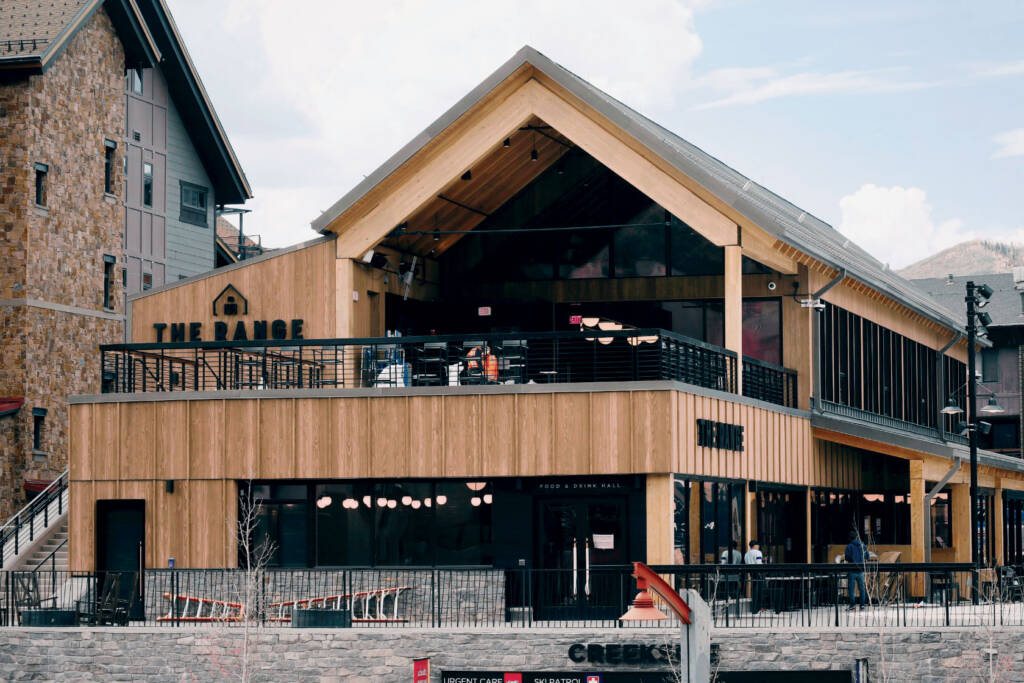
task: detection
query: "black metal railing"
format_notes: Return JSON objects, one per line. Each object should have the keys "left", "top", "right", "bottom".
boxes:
{"left": 1, "top": 469, "right": 68, "bottom": 568}
{"left": 3, "top": 563, "right": 1023, "bottom": 629}
{"left": 99, "top": 329, "right": 782, "bottom": 404}
{"left": 742, "top": 356, "right": 798, "bottom": 408}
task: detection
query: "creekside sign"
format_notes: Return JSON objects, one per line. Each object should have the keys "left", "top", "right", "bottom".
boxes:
{"left": 441, "top": 673, "right": 672, "bottom": 683}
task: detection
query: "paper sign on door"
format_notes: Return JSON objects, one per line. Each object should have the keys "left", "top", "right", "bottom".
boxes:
{"left": 593, "top": 534, "right": 614, "bottom": 550}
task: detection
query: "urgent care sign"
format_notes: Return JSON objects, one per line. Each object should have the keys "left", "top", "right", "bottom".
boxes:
{"left": 441, "top": 673, "right": 672, "bottom": 683}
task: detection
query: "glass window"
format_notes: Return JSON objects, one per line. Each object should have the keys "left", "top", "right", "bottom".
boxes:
{"left": 142, "top": 162, "right": 153, "bottom": 207}
{"left": 34, "top": 163, "right": 47, "bottom": 206}
{"left": 103, "top": 140, "right": 117, "bottom": 194}
{"left": 435, "top": 481, "right": 493, "bottom": 565}
{"left": 700, "top": 481, "right": 745, "bottom": 564}
{"left": 142, "top": 272, "right": 152, "bottom": 291}
{"left": 103, "top": 256, "right": 115, "bottom": 309}
{"left": 374, "top": 482, "right": 434, "bottom": 566}
{"left": 930, "top": 491, "right": 952, "bottom": 549}
{"left": 670, "top": 219, "right": 723, "bottom": 276}
{"left": 32, "top": 414, "right": 44, "bottom": 451}
{"left": 673, "top": 478, "right": 689, "bottom": 564}
{"left": 981, "top": 349, "right": 999, "bottom": 383}
{"left": 742, "top": 300, "right": 782, "bottom": 365}
{"left": 131, "top": 68, "right": 143, "bottom": 94}
{"left": 180, "top": 182, "right": 209, "bottom": 227}
{"left": 315, "top": 483, "right": 372, "bottom": 566}
{"left": 614, "top": 225, "right": 665, "bottom": 278}
{"left": 558, "top": 231, "right": 609, "bottom": 279}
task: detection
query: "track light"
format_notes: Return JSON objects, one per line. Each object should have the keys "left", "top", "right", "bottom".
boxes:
{"left": 433, "top": 229, "right": 440, "bottom": 242}
{"left": 461, "top": 170, "right": 471, "bottom": 181}
{"left": 503, "top": 137, "right": 511, "bottom": 148}
{"left": 530, "top": 148, "right": 538, "bottom": 161}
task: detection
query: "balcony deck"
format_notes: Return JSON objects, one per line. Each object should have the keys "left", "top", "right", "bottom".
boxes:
{"left": 100, "top": 328, "right": 798, "bottom": 409}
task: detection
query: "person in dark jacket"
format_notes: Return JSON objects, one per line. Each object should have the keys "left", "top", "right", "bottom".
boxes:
{"left": 845, "top": 530, "right": 868, "bottom": 609}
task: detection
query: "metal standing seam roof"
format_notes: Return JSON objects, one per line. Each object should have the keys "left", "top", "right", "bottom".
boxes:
{"left": 311, "top": 45, "right": 967, "bottom": 337}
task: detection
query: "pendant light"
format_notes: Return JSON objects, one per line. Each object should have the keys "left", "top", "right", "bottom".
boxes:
{"left": 530, "top": 130, "right": 538, "bottom": 161}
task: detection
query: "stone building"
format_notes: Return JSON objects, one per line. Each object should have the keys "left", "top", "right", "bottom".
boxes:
{"left": 0, "top": 0, "right": 250, "bottom": 519}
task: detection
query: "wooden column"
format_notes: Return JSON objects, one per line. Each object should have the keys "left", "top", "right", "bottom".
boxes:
{"left": 724, "top": 243, "right": 743, "bottom": 394}
{"left": 995, "top": 483, "right": 1005, "bottom": 566}
{"left": 689, "top": 483, "right": 702, "bottom": 564}
{"left": 951, "top": 483, "right": 972, "bottom": 563}
{"left": 645, "top": 474, "right": 675, "bottom": 565}
{"left": 335, "top": 257, "right": 356, "bottom": 338}
{"left": 909, "top": 461, "right": 926, "bottom": 596}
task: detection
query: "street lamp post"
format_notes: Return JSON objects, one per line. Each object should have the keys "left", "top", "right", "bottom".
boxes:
{"left": 966, "top": 281, "right": 980, "bottom": 604}
{"left": 963, "top": 281, "right": 998, "bottom": 604}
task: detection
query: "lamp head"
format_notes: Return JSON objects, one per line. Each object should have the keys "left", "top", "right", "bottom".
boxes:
{"left": 976, "top": 283, "right": 994, "bottom": 300}
{"left": 980, "top": 396, "right": 1005, "bottom": 415}
{"left": 978, "top": 420, "right": 993, "bottom": 436}
{"left": 941, "top": 398, "right": 964, "bottom": 415}
{"left": 977, "top": 311, "right": 993, "bottom": 327}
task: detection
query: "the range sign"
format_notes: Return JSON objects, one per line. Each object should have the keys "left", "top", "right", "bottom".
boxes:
{"left": 696, "top": 419, "right": 744, "bottom": 451}
{"left": 151, "top": 283, "right": 305, "bottom": 342}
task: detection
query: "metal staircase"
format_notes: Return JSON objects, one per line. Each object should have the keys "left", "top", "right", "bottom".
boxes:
{"left": 1, "top": 469, "right": 69, "bottom": 570}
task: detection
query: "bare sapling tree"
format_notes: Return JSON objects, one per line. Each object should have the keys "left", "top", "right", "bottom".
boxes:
{"left": 233, "top": 481, "right": 277, "bottom": 683}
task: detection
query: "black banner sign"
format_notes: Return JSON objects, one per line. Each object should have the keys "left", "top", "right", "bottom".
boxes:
{"left": 696, "top": 418, "right": 744, "bottom": 451}
{"left": 441, "top": 672, "right": 672, "bottom": 683}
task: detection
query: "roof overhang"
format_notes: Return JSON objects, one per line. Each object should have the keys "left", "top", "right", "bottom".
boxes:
{"left": 0, "top": 0, "right": 158, "bottom": 79}
{"left": 311, "top": 45, "right": 964, "bottom": 337}
{"left": 134, "top": 0, "right": 251, "bottom": 204}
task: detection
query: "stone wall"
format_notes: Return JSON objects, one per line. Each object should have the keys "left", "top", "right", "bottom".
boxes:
{"left": 1, "top": 626, "right": 1023, "bottom": 682}
{"left": 0, "top": 8, "right": 125, "bottom": 517}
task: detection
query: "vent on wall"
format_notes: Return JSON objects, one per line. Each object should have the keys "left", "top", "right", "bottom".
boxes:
{"left": 132, "top": 130, "right": 141, "bottom": 142}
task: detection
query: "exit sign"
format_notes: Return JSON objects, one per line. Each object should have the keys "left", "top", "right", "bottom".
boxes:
{"left": 478, "top": 306, "right": 492, "bottom": 316}
{"left": 569, "top": 315, "right": 583, "bottom": 325}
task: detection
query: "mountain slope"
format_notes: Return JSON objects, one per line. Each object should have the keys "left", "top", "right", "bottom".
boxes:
{"left": 898, "top": 239, "right": 1024, "bottom": 279}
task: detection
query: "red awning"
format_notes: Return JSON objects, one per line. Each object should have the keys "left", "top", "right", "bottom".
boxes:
{"left": 24, "top": 479, "right": 53, "bottom": 494}
{"left": 0, "top": 397, "right": 24, "bottom": 418}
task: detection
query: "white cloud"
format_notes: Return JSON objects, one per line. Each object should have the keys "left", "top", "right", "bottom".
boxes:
{"left": 838, "top": 184, "right": 970, "bottom": 269}
{"left": 693, "top": 67, "right": 935, "bottom": 109}
{"left": 167, "top": 0, "right": 707, "bottom": 248}
{"left": 992, "top": 129, "right": 1024, "bottom": 159}
{"left": 979, "top": 61, "right": 1024, "bottom": 78}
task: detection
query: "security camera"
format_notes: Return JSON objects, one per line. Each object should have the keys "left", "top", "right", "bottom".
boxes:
{"left": 767, "top": 281, "right": 777, "bottom": 291}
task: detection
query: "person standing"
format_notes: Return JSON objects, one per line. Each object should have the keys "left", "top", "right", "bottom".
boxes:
{"left": 845, "top": 530, "right": 868, "bottom": 610}
{"left": 745, "top": 539, "right": 764, "bottom": 613}
{"left": 720, "top": 540, "right": 743, "bottom": 599}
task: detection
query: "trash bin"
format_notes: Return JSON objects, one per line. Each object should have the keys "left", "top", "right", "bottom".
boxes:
{"left": 291, "top": 608, "right": 351, "bottom": 628}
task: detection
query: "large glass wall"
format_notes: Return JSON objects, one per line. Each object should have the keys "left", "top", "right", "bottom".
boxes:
{"left": 700, "top": 480, "right": 746, "bottom": 564}
{"left": 756, "top": 486, "right": 806, "bottom": 563}
{"left": 1005, "top": 493, "right": 1024, "bottom": 566}
{"left": 242, "top": 480, "right": 494, "bottom": 568}
{"left": 673, "top": 479, "right": 690, "bottom": 564}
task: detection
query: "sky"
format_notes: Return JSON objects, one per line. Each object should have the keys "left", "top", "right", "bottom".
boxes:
{"left": 168, "top": 0, "right": 1024, "bottom": 270}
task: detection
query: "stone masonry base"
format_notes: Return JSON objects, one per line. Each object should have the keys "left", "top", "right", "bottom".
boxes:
{"left": 1, "top": 626, "right": 1023, "bottom": 682}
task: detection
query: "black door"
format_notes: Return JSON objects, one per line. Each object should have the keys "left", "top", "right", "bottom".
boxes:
{"left": 95, "top": 500, "right": 145, "bottom": 621}
{"left": 535, "top": 497, "right": 628, "bottom": 620}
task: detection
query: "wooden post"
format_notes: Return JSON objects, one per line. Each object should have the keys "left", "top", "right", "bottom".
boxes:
{"left": 689, "top": 484, "right": 702, "bottom": 564}
{"left": 909, "top": 461, "right": 926, "bottom": 596}
{"left": 646, "top": 474, "right": 675, "bottom": 564}
{"left": 951, "top": 483, "right": 972, "bottom": 562}
{"left": 995, "top": 482, "right": 1004, "bottom": 566}
{"left": 724, "top": 243, "right": 743, "bottom": 394}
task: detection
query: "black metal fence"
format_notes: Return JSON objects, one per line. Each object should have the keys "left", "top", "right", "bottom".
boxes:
{"left": 4, "top": 563, "right": 1024, "bottom": 629}
{"left": 101, "top": 328, "right": 773, "bottom": 403}
{"left": 742, "top": 356, "right": 798, "bottom": 408}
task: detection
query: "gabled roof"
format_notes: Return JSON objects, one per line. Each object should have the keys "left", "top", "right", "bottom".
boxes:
{"left": 914, "top": 272, "right": 1023, "bottom": 329}
{"left": 134, "top": 0, "right": 251, "bottom": 204}
{"left": 0, "top": 0, "right": 250, "bottom": 204}
{"left": 311, "top": 45, "right": 965, "bottom": 336}
{"left": 0, "top": 0, "right": 159, "bottom": 75}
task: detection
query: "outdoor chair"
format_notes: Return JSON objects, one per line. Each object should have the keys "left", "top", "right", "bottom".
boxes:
{"left": 13, "top": 573, "right": 57, "bottom": 624}
{"left": 80, "top": 572, "right": 136, "bottom": 626}
{"left": 1000, "top": 566, "right": 1024, "bottom": 602}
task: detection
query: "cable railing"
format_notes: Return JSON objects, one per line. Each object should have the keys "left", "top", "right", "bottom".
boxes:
{"left": 4, "top": 563, "right": 1022, "bottom": 629}
{"left": 1, "top": 469, "right": 68, "bottom": 569}
{"left": 98, "top": 328, "right": 788, "bottom": 404}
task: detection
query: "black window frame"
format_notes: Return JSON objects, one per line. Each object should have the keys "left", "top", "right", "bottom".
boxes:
{"left": 32, "top": 408, "right": 46, "bottom": 452}
{"left": 179, "top": 181, "right": 209, "bottom": 227}
{"left": 103, "top": 140, "right": 117, "bottom": 194}
{"left": 34, "top": 163, "right": 48, "bottom": 206}
{"left": 142, "top": 161, "right": 153, "bottom": 207}
{"left": 102, "top": 254, "right": 116, "bottom": 310}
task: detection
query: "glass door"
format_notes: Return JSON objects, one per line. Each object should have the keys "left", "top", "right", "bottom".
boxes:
{"left": 535, "top": 497, "right": 628, "bottom": 620}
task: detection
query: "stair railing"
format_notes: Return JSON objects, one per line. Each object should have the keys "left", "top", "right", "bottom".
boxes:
{"left": 1, "top": 469, "right": 69, "bottom": 568}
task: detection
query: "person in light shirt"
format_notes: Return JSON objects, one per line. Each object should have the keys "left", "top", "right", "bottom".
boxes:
{"left": 744, "top": 539, "right": 764, "bottom": 613}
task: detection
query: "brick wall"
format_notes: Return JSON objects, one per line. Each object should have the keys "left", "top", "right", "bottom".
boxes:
{"left": 1, "top": 626, "right": 1023, "bottom": 682}
{"left": 0, "top": 8, "right": 125, "bottom": 518}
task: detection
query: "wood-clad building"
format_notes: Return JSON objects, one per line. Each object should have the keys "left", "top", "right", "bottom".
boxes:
{"left": 69, "top": 47, "right": 1024, "bottom": 602}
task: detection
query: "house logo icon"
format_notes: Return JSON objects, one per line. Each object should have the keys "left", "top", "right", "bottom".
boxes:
{"left": 212, "top": 284, "right": 247, "bottom": 317}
